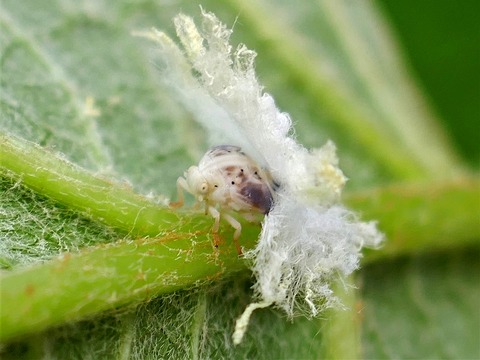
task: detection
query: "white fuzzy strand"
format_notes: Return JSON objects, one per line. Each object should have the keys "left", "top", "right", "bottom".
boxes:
{"left": 139, "top": 8, "right": 384, "bottom": 345}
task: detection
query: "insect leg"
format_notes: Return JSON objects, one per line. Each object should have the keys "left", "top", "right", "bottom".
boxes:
{"left": 222, "top": 213, "right": 242, "bottom": 256}
{"left": 170, "top": 177, "right": 188, "bottom": 208}
{"left": 208, "top": 206, "right": 221, "bottom": 248}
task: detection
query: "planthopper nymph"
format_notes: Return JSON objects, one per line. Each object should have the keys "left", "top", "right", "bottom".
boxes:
{"left": 171, "top": 145, "right": 278, "bottom": 254}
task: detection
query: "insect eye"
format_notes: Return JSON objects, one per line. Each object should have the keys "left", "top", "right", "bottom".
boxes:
{"left": 199, "top": 183, "right": 209, "bottom": 194}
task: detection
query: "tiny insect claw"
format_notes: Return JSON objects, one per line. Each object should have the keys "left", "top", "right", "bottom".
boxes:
{"left": 235, "top": 242, "right": 243, "bottom": 257}
{"left": 213, "top": 232, "right": 223, "bottom": 249}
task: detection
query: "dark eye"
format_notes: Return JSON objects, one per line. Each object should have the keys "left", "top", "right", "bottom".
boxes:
{"left": 214, "top": 185, "right": 218, "bottom": 188}
{"left": 231, "top": 181, "right": 235, "bottom": 185}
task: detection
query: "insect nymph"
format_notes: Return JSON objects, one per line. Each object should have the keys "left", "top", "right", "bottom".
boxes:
{"left": 171, "top": 145, "right": 277, "bottom": 254}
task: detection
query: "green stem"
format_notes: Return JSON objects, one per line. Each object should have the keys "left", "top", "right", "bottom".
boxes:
{"left": 348, "top": 177, "right": 480, "bottom": 263}
{"left": 0, "top": 234, "right": 249, "bottom": 342}
{"left": 0, "top": 133, "right": 258, "bottom": 342}
{"left": 3, "top": 133, "right": 477, "bottom": 262}
{"left": 0, "top": 133, "right": 178, "bottom": 237}
{"left": 1, "top": 133, "right": 478, "bottom": 343}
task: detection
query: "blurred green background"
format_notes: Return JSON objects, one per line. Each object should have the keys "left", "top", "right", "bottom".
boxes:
{"left": 380, "top": 0, "right": 480, "bottom": 167}
{"left": 1, "top": 0, "right": 478, "bottom": 358}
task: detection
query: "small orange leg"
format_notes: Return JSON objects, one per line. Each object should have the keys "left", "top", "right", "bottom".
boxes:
{"left": 212, "top": 232, "right": 222, "bottom": 249}
{"left": 208, "top": 207, "right": 243, "bottom": 256}
{"left": 208, "top": 206, "right": 221, "bottom": 249}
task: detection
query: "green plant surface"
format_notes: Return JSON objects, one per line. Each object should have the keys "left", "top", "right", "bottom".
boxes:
{"left": 1, "top": 0, "right": 478, "bottom": 359}
{"left": 2, "top": 134, "right": 477, "bottom": 344}
{"left": 379, "top": 0, "right": 480, "bottom": 167}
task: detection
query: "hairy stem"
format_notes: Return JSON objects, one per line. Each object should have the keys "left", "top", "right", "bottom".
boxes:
{"left": 1, "top": 133, "right": 478, "bottom": 343}
{"left": 349, "top": 177, "right": 480, "bottom": 263}
{"left": 0, "top": 234, "right": 249, "bottom": 342}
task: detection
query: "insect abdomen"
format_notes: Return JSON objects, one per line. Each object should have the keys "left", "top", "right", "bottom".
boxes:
{"left": 239, "top": 181, "right": 273, "bottom": 214}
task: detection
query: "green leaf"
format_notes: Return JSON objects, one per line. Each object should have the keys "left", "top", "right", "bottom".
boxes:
{"left": 362, "top": 250, "right": 480, "bottom": 359}
{"left": 1, "top": 1, "right": 478, "bottom": 359}
{"left": 3, "top": 134, "right": 475, "bottom": 344}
